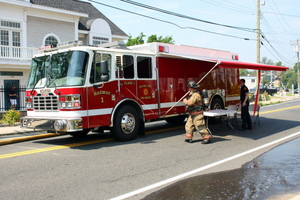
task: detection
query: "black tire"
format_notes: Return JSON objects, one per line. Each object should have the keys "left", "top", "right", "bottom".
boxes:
{"left": 111, "top": 105, "right": 140, "bottom": 141}
{"left": 210, "top": 98, "right": 224, "bottom": 124}
{"left": 69, "top": 129, "right": 90, "bottom": 137}
{"left": 165, "top": 115, "right": 186, "bottom": 124}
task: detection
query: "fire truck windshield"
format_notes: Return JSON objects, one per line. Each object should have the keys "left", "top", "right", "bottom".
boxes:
{"left": 27, "top": 51, "right": 89, "bottom": 89}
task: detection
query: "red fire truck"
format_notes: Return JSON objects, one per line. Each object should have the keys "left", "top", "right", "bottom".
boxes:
{"left": 21, "top": 41, "right": 280, "bottom": 141}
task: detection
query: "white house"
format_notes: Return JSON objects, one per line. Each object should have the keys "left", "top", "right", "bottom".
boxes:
{"left": 240, "top": 76, "right": 262, "bottom": 89}
{"left": 0, "top": 0, "right": 128, "bottom": 110}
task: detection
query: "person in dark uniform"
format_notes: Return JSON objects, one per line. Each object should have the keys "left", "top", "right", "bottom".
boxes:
{"left": 239, "top": 79, "right": 252, "bottom": 131}
{"left": 8, "top": 85, "right": 18, "bottom": 109}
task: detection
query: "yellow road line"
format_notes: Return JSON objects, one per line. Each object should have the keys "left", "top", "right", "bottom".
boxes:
{"left": 0, "top": 126, "right": 184, "bottom": 159}
{"left": 260, "top": 105, "right": 300, "bottom": 114}
{"left": 0, "top": 138, "right": 113, "bottom": 159}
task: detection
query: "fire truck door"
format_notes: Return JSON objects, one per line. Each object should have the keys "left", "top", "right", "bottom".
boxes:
{"left": 87, "top": 52, "right": 115, "bottom": 128}
{"left": 136, "top": 56, "right": 158, "bottom": 119}
{"left": 116, "top": 54, "right": 137, "bottom": 101}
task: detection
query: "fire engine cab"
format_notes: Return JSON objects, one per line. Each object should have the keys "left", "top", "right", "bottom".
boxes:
{"left": 21, "top": 41, "right": 242, "bottom": 141}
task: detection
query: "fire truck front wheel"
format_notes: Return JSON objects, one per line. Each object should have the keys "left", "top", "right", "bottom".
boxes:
{"left": 112, "top": 105, "right": 140, "bottom": 141}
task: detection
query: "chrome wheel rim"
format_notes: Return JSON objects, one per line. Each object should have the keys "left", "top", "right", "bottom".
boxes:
{"left": 121, "top": 113, "right": 135, "bottom": 134}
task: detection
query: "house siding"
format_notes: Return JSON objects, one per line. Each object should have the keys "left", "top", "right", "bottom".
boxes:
{"left": 27, "top": 16, "right": 75, "bottom": 47}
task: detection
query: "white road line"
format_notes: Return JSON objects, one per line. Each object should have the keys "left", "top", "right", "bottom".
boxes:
{"left": 110, "top": 131, "right": 300, "bottom": 200}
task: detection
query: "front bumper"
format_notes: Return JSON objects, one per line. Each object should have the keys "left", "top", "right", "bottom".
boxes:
{"left": 21, "top": 116, "right": 83, "bottom": 132}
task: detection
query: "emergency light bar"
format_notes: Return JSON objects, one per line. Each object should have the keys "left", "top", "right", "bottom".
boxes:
{"left": 37, "top": 40, "right": 82, "bottom": 53}
{"left": 232, "top": 55, "right": 239, "bottom": 60}
{"left": 158, "top": 45, "right": 169, "bottom": 53}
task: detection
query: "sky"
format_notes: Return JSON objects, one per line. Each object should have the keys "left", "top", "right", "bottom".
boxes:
{"left": 86, "top": 0, "right": 300, "bottom": 68}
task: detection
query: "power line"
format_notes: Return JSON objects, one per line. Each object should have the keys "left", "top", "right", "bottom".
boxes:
{"left": 258, "top": 1, "right": 297, "bottom": 64}
{"left": 263, "top": 11, "right": 300, "bottom": 18}
{"left": 261, "top": 32, "right": 294, "bottom": 65}
{"left": 269, "top": 0, "right": 295, "bottom": 35}
{"left": 89, "top": 0, "right": 294, "bottom": 65}
{"left": 120, "top": 0, "right": 257, "bottom": 32}
{"left": 120, "top": 0, "right": 294, "bottom": 64}
{"left": 198, "top": 0, "right": 255, "bottom": 15}
{"left": 261, "top": 14, "right": 292, "bottom": 52}
{"left": 88, "top": 0, "right": 256, "bottom": 40}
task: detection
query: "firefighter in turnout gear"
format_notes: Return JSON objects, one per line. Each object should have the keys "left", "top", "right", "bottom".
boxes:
{"left": 183, "top": 81, "right": 211, "bottom": 144}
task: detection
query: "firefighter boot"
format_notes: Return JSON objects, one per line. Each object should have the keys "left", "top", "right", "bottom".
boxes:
{"left": 202, "top": 135, "right": 211, "bottom": 144}
{"left": 185, "top": 133, "right": 193, "bottom": 143}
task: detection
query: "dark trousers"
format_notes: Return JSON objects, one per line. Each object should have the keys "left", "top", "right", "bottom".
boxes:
{"left": 241, "top": 103, "right": 252, "bottom": 129}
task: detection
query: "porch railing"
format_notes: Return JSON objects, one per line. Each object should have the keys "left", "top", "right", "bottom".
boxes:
{"left": 0, "top": 45, "right": 38, "bottom": 60}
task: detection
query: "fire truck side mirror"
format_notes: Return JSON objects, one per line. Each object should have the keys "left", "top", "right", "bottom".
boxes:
{"left": 100, "top": 60, "right": 109, "bottom": 82}
{"left": 93, "top": 60, "right": 109, "bottom": 88}
{"left": 101, "top": 75, "right": 109, "bottom": 82}
{"left": 101, "top": 60, "right": 108, "bottom": 75}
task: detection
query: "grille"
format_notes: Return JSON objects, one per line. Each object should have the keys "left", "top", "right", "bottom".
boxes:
{"left": 33, "top": 93, "right": 58, "bottom": 111}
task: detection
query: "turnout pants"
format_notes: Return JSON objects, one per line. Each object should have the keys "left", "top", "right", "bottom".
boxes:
{"left": 185, "top": 114, "right": 210, "bottom": 139}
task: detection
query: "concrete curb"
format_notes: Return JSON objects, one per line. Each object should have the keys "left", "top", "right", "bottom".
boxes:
{"left": 0, "top": 130, "right": 45, "bottom": 137}
{"left": 0, "top": 133, "right": 58, "bottom": 146}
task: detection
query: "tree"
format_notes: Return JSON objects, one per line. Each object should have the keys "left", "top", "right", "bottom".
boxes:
{"left": 126, "top": 32, "right": 175, "bottom": 46}
{"left": 239, "top": 69, "right": 249, "bottom": 76}
{"left": 261, "top": 57, "right": 299, "bottom": 89}
{"left": 147, "top": 34, "right": 175, "bottom": 44}
{"left": 275, "top": 61, "right": 282, "bottom": 66}
{"left": 281, "top": 62, "right": 298, "bottom": 88}
{"left": 126, "top": 32, "right": 146, "bottom": 46}
{"left": 261, "top": 57, "right": 274, "bottom": 65}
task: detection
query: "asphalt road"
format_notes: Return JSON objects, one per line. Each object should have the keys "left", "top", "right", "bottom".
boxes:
{"left": 1, "top": 99, "right": 300, "bottom": 200}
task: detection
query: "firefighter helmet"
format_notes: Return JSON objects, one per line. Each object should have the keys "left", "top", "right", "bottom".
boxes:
{"left": 187, "top": 80, "right": 200, "bottom": 89}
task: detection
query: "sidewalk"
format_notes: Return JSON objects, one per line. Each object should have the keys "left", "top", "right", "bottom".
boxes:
{"left": 0, "top": 125, "right": 53, "bottom": 146}
{"left": 264, "top": 94, "right": 300, "bottom": 105}
{"left": 0, "top": 125, "right": 45, "bottom": 137}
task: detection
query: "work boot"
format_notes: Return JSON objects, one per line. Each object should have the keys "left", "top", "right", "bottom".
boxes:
{"left": 185, "top": 133, "right": 193, "bottom": 143}
{"left": 202, "top": 135, "right": 211, "bottom": 144}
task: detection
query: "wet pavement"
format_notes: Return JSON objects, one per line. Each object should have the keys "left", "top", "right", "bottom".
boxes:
{"left": 142, "top": 137, "right": 300, "bottom": 200}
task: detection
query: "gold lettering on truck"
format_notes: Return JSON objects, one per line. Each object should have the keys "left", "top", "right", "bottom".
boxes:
{"left": 94, "top": 91, "right": 111, "bottom": 96}
{"left": 40, "top": 89, "right": 51, "bottom": 93}
{"left": 124, "top": 81, "right": 135, "bottom": 85}
{"left": 139, "top": 85, "right": 151, "bottom": 88}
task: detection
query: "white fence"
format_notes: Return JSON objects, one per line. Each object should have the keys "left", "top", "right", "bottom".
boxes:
{"left": 0, "top": 45, "right": 37, "bottom": 60}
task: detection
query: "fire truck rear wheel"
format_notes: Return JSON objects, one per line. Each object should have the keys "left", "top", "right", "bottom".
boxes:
{"left": 210, "top": 98, "right": 224, "bottom": 124}
{"left": 112, "top": 105, "right": 140, "bottom": 141}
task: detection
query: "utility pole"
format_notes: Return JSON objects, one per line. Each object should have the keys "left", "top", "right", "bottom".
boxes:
{"left": 256, "top": 0, "right": 261, "bottom": 64}
{"left": 291, "top": 39, "right": 300, "bottom": 92}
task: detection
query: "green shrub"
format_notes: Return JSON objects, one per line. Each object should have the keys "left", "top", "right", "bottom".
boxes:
{"left": 1, "top": 109, "right": 20, "bottom": 126}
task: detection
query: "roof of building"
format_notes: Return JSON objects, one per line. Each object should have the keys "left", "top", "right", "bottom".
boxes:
{"left": 30, "top": 0, "right": 128, "bottom": 37}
